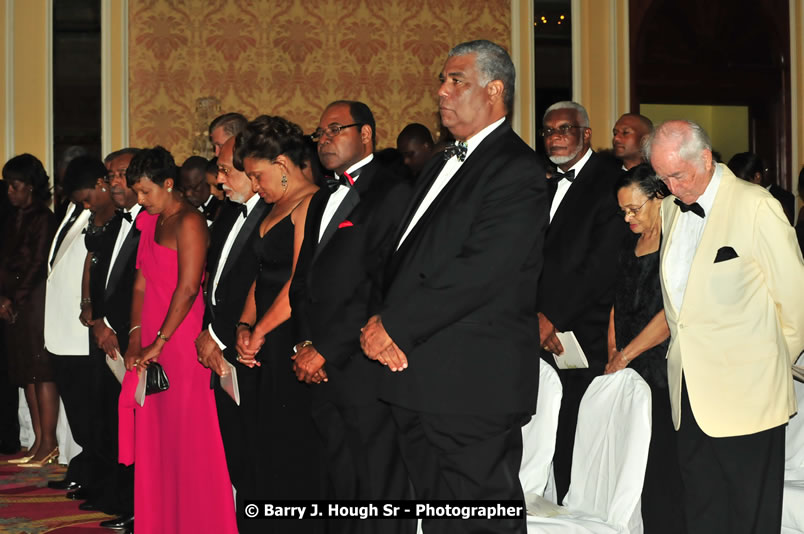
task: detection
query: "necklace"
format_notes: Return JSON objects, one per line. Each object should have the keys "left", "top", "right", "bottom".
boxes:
{"left": 159, "top": 208, "right": 182, "bottom": 227}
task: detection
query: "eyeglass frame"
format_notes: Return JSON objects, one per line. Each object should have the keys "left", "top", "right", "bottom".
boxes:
{"left": 618, "top": 197, "right": 651, "bottom": 218}
{"left": 539, "top": 124, "right": 587, "bottom": 138}
{"left": 310, "top": 123, "right": 363, "bottom": 142}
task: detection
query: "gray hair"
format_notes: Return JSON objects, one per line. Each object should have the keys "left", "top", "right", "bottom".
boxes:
{"left": 543, "top": 101, "right": 590, "bottom": 128}
{"left": 58, "top": 145, "right": 89, "bottom": 172}
{"left": 104, "top": 147, "right": 141, "bottom": 164}
{"left": 449, "top": 40, "right": 515, "bottom": 112}
{"left": 642, "top": 120, "right": 712, "bottom": 168}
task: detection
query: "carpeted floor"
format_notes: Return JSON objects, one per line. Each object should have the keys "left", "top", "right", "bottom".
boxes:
{"left": 0, "top": 451, "right": 113, "bottom": 534}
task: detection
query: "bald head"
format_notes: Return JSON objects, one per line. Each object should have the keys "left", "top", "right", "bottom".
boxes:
{"left": 612, "top": 113, "right": 653, "bottom": 169}
{"left": 645, "top": 120, "right": 714, "bottom": 204}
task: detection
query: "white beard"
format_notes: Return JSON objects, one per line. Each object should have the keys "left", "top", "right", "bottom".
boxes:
{"left": 548, "top": 142, "right": 583, "bottom": 166}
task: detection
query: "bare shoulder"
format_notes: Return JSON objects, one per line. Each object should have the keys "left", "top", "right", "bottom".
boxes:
{"left": 290, "top": 191, "right": 316, "bottom": 226}
{"left": 177, "top": 207, "right": 209, "bottom": 241}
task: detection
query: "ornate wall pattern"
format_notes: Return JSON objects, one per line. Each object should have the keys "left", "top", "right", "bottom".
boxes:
{"left": 128, "top": 0, "right": 511, "bottom": 162}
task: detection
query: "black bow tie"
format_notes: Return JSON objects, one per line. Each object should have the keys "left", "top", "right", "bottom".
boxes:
{"left": 336, "top": 168, "right": 362, "bottom": 188}
{"left": 674, "top": 198, "right": 705, "bottom": 218}
{"left": 443, "top": 142, "right": 468, "bottom": 162}
{"left": 236, "top": 204, "right": 248, "bottom": 218}
{"left": 119, "top": 210, "right": 132, "bottom": 222}
{"left": 554, "top": 169, "right": 575, "bottom": 182}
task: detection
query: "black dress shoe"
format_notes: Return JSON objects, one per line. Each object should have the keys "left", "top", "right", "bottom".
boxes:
{"left": 78, "top": 500, "right": 100, "bottom": 511}
{"left": 66, "top": 488, "right": 89, "bottom": 500}
{"left": 48, "top": 479, "right": 81, "bottom": 491}
{"left": 99, "top": 514, "right": 134, "bottom": 530}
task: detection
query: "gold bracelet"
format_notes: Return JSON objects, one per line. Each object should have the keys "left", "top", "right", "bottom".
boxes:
{"left": 156, "top": 330, "right": 170, "bottom": 342}
{"left": 128, "top": 325, "right": 141, "bottom": 335}
{"left": 301, "top": 340, "right": 313, "bottom": 348}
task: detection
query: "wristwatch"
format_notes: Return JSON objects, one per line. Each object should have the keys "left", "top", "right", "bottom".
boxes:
{"left": 156, "top": 330, "right": 170, "bottom": 342}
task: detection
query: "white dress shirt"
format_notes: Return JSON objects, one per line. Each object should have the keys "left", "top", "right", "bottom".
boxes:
{"left": 103, "top": 204, "right": 143, "bottom": 333}
{"left": 318, "top": 153, "right": 374, "bottom": 242}
{"left": 209, "top": 193, "right": 262, "bottom": 350}
{"left": 664, "top": 163, "right": 723, "bottom": 311}
{"left": 397, "top": 117, "right": 505, "bottom": 248}
{"left": 549, "top": 147, "right": 593, "bottom": 222}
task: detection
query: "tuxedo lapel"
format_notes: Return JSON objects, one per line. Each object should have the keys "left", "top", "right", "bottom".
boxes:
{"left": 548, "top": 152, "right": 596, "bottom": 232}
{"left": 105, "top": 218, "right": 141, "bottom": 297}
{"left": 218, "top": 201, "right": 269, "bottom": 284}
{"left": 315, "top": 188, "right": 359, "bottom": 260}
{"left": 660, "top": 199, "right": 682, "bottom": 318}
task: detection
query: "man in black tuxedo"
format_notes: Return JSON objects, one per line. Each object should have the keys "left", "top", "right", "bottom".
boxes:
{"left": 80, "top": 148, "right": 141, "bottom": 531}
{"left": 289, "top": 100, "right": 413, "bottom": 534}
{"left": 360, "top": 40, "right": 548, "bottom": 534}
{"left": 195, "top": 135, "right": 268, "bottom": 533}
{"left": 180, "top": 155, "right": 222, "bottom": 223}
{"left": 537, "top": 101, "right": 627, "bottom": 501}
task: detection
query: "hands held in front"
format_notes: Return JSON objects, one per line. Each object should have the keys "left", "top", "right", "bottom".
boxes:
{"left": 538, "top": 312, "right": 564, "bottom": 355}
{"left": 79, "top": 303, "right": 94, "bottom": 328}
{"left": 235, "top": 325, "right": 263, "bottom": 368}
{"left": 291, "top": 343, "right": 328, "bottom": 384}
{"left": 195, "top": 329, "right": 229, "bottom": 377}
{"left": 0, "top": 296, "right": 14, "bottom": 322}
{"left": 360, "top": 315, "right": 408, "bottom": 372}
{"left": 123, "top": 330, "right": 162, "bottom": 371}
{"left": 92, "top": 322, "right": 120, "bottom": 358}
{"left": 604, "top": 349, "right": 630, "bottom": 375}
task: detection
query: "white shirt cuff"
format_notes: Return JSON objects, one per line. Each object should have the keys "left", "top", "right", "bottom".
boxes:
{"left": 208, "top": 324, "right": 227, "bottom": 350}
{"left": 103, "top": 318, "right": 116, "bottom": 333}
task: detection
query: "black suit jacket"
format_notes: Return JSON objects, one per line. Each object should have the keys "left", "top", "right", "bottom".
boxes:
{"left": 537, "top": 151, "right": 628, "bottom": 370}
{"left": 376, "top": 121, "right": 549, "bottom": 415}
{"left": 768, "top": 183, "right": 795, "bottom": 225}
{"left": 290, "top": 158, "right": 412, "bottom": 406}
{"left": 204, "top": 199, "right": 270, "bottom": 357}
{"left": 103, "top": 210, "right": 143, "bottom": 354}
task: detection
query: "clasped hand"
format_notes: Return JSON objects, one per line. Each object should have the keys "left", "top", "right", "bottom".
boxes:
{"left": 359, "top": 315, "right": 408, "bottom": 372}
{"left": 195, "top": 329, "right": 229, "bottom": 377}
{"left": 291, "top": 344, "right": 328, "bottom": 384}
{"left": 92, "top": 322, "right": 120, "bottom": 359}
{"left": 235, "top": 326, "right": 263, "bottom": 368}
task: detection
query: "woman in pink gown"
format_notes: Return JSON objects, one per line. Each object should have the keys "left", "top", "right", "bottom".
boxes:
{"left": 118, "top": 146, "right": 237, "bottom": 534}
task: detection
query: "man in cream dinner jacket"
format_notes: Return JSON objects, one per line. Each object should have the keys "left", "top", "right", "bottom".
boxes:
{"left": 646, "top": 120, "right": 804, "bottom": 534}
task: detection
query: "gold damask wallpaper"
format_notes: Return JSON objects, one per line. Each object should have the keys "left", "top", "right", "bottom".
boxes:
{"left": 128, "top": 0, "right": 511, "bottom": 161}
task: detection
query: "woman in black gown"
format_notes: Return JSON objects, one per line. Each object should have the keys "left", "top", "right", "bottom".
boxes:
{"left": 0, "top": 154, "right": 58, "bottom": 466}
{"left": 606, "top": 163, "right": 685, "bottom": 534}
{"left": 233, "top": 115, "right": 321, "bottom": 532}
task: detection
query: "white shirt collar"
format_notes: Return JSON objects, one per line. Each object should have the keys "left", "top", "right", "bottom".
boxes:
{"left": 565, "top": 147, "right": 593, "bottom": 177}
{"left": 244, "top": 192, "right": 260, "bottom": 215}
{"left": 127, "top": 204, "right": 142, "bottom": 217}
{"left": 203, "top": 194, "right": 214, "bottom": 207}
{"left": 335, "top": 153, "right": 375, "bottom": 182}
{"left": 694, "top": 163, "right": 722, "bottom": 215}
{"left": 464, "top": 117, "right": 506, "bottom": 158}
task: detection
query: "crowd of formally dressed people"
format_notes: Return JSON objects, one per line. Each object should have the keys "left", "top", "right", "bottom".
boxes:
{"left": 1, "top": 39, "right": 803, "bottom": 534}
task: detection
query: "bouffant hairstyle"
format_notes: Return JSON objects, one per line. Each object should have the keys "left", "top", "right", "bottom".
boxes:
{"left": 2, "top": 153, "right": 52, "bottom": 202}
{"left": 126, "top": 146, "right": 178, "bottom": 187}
{"left": 615, "top": 162, "right": 670, "bottom": 199}
{"left": 233, "top": 115, "right": 307, "bottom": 171}
{"left": 62, "top": 155, "right": 108, "bottom": 197}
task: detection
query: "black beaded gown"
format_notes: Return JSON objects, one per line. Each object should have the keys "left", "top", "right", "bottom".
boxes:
{"left": 613, "top": 232, "right": 685, "bottom": 534}
{"left": 251, "top": 213, "right": 322, "bottom": 533}
{"left": 84, "top": 212, "right": 122, "bottom": 322}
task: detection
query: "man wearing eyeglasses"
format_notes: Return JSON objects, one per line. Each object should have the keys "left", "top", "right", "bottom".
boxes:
{"left": 359, "top": 40, "right": 548, "bottom": 533}
{"left": 537, "top": 101, "right": 627, "bottom": 501}
{"left": 289, "top": 100, "right": 413, "bottom": 533}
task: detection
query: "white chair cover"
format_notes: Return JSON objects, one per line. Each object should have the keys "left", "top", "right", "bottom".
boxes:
{"left": 520, "top": 358, "right": 563, "bottom": 498}
{"left": 18, "top": 389, "right": 81, "bottom": 465}
{"left": 782, "top": 376, "right": 804, "bottom": 533}
{"left": 527, "top": 369, "right": 652, "bottom": 534}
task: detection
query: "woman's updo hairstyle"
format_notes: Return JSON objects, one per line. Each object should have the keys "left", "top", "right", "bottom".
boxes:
{"left": 2, "top": 153, "right": 52, "bottom": 203}
{"left": 233, "top": 115, "right": 307, "bottom": 171}
{"left": 126, "top": 145, "right": 177, "bottom": 187}
{"left": 615, "top": 162, "right": 670, "bottom": 200}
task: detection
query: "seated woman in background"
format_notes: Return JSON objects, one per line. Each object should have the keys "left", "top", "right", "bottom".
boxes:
{"left": 0, "top": 154, "right": 58, "bottom": 467}
{"left": 119, "top": 146, "right": 236, "bottom": 534}
{"left": 606, "top": 163, "right": 685, "bottom": 534}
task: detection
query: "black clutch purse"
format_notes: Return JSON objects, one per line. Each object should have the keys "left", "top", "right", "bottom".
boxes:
{"left": 145, "top": 361, "right": 170, "bottom": 395}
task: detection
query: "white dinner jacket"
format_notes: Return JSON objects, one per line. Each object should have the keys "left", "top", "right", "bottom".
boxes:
{"left": 44, "top": 203, "right": 91, "bottom": 356}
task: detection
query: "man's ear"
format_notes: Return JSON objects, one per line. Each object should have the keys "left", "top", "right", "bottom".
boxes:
{"left": 486, "top": 79, "right": 504, "bottom": 105}
{"left": 360, "top": 124, "right": 373, "bottom": 147}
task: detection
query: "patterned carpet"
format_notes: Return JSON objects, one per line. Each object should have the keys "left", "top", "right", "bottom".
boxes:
{"left": 0, "top": 452, "right": 113, "bottom": 534}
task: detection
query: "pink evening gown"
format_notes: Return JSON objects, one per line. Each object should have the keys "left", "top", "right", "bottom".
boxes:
{"left": 118, "top": 212, "right": 237, "bottom": 534}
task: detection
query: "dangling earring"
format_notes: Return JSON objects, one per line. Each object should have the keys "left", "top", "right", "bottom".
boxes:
{"left": 281, "top": 175, "right": 288, "bottom": 191}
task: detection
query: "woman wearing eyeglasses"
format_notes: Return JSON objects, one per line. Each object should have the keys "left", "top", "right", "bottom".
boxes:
{"left": 606, "top": 163, "right": 685, "bottom": 534}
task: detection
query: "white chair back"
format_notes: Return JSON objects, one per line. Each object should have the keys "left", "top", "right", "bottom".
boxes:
{"left": 563, "top": 369, "right": 652, "bottom": 533}
{"left": 520, "top": 359, "right": 563, "bottom": 497}
{"left": 785, "top": 378, "right": 804, "bottom": 478}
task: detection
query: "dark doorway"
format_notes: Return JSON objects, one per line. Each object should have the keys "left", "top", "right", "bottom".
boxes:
{"left": 630, "top": 0, "right": 792, "bottom": 190}
{"left": 53, "top": 0, "right": 102, "bottom": 165}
